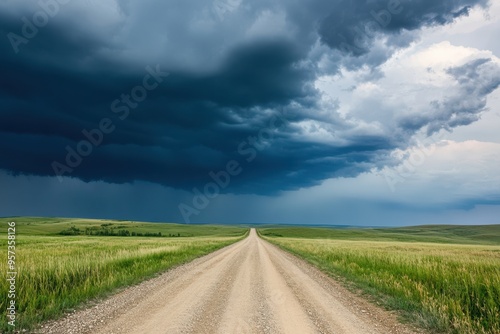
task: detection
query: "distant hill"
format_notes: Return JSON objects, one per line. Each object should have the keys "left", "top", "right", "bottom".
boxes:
{"left": 0, "top": 217, "right": 246, "bottom": 238}
{"left": 258, "top": 224, "right": 500, "bottom": 245}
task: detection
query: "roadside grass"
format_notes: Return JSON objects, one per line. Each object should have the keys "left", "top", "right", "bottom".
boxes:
{"left": 0, "top": 218, "right": 247, "bottom": 332}
{"left": 260, "top": 226, "right": 500, "bottom": 334}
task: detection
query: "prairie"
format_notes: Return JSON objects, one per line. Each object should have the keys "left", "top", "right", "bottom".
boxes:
{"left": 260, "top": 225, "right": 500, "bottom": 334}
{"left": 0, "top": 217, "right": 247, "bottom": 332}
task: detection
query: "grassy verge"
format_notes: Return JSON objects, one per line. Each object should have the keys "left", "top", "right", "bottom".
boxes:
{"left": 259, "top": 226, "right": 500, "bottom": 334}
{"left": 0, "top": 217, "right": 247, "bottom": 332}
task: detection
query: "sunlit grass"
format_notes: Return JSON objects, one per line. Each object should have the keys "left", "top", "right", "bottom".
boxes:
{"left": 0, "top": 230, "right": 247, "bottom": 332}
{"left": 263, "top": 235, "right": 500, "bottom": 334}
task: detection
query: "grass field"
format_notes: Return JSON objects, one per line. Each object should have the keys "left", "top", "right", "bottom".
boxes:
{"left": 1, "top": 216, "right": 246, "bottom": 237}
{"left": 0, "top": 217, "right": 248, "bottom": 332}
{"left": 259, "top": 225, "right": 500, "bottom": 334}
{"left": 259, "top": 224, "right": 500, "bottom": 244}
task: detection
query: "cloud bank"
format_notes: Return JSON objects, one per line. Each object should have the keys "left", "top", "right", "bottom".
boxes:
{"left": 0, "top": 0, "right": 498, "bottom": 198}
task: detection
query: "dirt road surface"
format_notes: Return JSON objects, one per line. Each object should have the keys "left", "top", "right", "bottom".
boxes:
{"left": 40, "top": 229, "right": 419, "bottom": 334}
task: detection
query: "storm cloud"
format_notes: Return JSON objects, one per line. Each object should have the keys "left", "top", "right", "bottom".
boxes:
{"left": 0, "top": 0, "right": 497, "bottom": 196}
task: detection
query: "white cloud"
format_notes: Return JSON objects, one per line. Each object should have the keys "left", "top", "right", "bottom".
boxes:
{"left": 421, "top": 0, "right": 500, "bottom": 56}
{"left": 379, "top": 140, "right": 500, "bottom": 201}
{"left": 314, "top": 39, "right": 500, "bottom": 141}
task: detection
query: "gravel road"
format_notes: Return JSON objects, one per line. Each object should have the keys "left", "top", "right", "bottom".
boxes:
{"left": 39, "top": 229, "right": 419, "bottom": 334}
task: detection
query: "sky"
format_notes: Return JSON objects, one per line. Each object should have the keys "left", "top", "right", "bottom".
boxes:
{"left": 1, "top": 0, "right": 500, "bottom": 226}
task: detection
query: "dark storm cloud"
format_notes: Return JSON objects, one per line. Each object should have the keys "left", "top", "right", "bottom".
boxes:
{"left": 319, "top": 0, "right": 487, "bottom": 53}
{"left": 0, "top": 0, "right": 494, "bottom": 194}
{"left": 318, "top": 0, "right": 488, "bottom": 69}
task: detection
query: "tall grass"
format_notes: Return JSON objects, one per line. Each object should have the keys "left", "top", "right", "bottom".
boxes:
{"left": 264, "top": 237, "right": 500, "bottom": 334}
{"left": 0, "top": 234, "right": 245, "bottom": 332}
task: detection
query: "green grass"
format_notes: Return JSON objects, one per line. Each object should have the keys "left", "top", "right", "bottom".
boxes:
{"left": 260, "top": 225, "right": 500, "bottom": 334}
{"left": 0, "top": 217, "right": 246, "bottom": 237}
{"left": 0, "top": 217, "right": 248, "bottom": 332}
{"left": 259, "top": 224, "right": 500, "bottom": 244}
